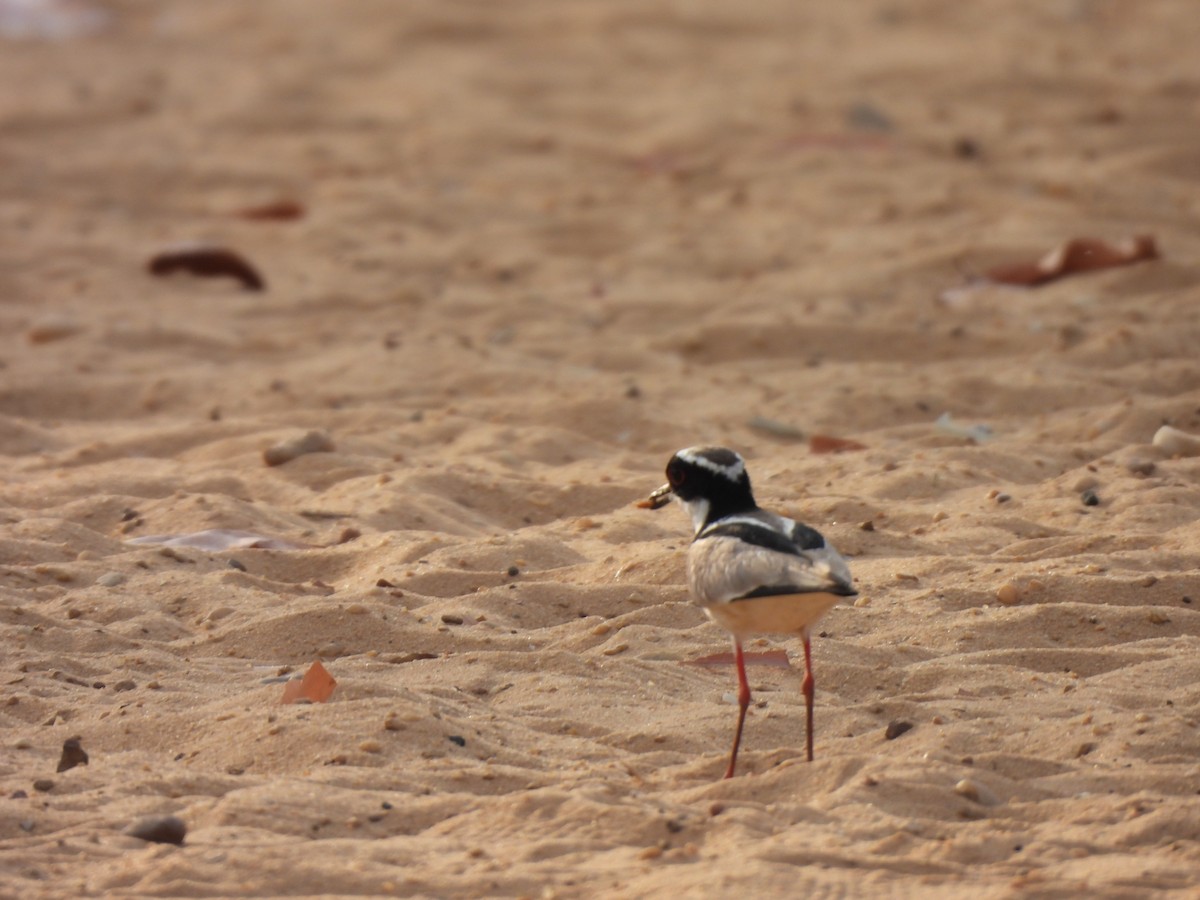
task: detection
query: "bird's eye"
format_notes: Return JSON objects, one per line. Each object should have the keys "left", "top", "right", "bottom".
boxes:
{"left": 667, "top": 463, "right": 686, "bottom": 487}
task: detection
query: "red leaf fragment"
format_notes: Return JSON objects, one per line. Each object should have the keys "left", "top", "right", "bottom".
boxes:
{"left": 685, "top": 649, "right": 792, "bottom": 669}
{"left": 148, "top": 244, "right": 266, "bottom": 291}
{"left": 280, "top": 660, "right": 337, "bottom": 704}
{"left": 810, "top": 434, "right": 868, "bottom": 454}
{"left": 235, "top": 199, "right": 306, "bottom": 221}
{"left": 986, "top": 235, "right": 1158, "bottom": 287}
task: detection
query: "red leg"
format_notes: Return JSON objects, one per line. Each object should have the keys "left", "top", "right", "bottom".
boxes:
{"left": 801, "top": 627, "right": 815, "bottom": 762}
{"left": 725, "top": 638, "right": 751, "bottom": 779}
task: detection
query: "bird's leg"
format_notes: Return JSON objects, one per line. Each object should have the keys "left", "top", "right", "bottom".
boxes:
{"left": 801, "top": 627, "right": 815, "bottom": 762}
{"left": 725, "top": 638, "right": 751, "bottom": 779}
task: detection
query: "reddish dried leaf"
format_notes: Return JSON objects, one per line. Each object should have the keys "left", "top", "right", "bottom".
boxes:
{"left": 235, "top": 199, "right": 306, "bottom": 221}
{"left": 148, "top": 244, "right": 266, "bottom": 291}
{"left": 810, "top": 434, "right": 868, "bottom": 454}
{"left": 986, "top": 235, "right": 1158, "bottom": 287}
{"left": 280, "top": 660, "right": 337, "bottom": 704}
{"left": 685, "top": 649, "right": 792, "bottom": 669}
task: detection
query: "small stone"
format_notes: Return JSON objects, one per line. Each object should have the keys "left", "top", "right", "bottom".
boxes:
{"left": 996, "top": 583, "right": 1021, "bottom": 606}
{"left": 56, "top": 737, "right": 89, "bottom": 773}
{"left": 125, "top": 815, "right": 187, "bottom": 846}
{"left": 601, "top": 643, "right": 629, "bottom": 656}
{"left": 440, "top": 614, "right": 464, "bottom": 625}
{"left": 506, "top": 565, "right": 520, "bottom": 577}
{"left": 1073, "top": 475, "right": 1100, "bottom": 492}
{"left": 884, "top": 720, "right": 913, "bottom": 741}
{"left": 1080, "top": 489, "right": 1100, "bottom": 507}
{"left": 859, "top": 520, "right": 876, "bottom": 532}
{"left": 263, "top": 430, "right": 335, "bottom": 467}
{"left": 954, "top": 778, "right": 999, "bottom": 806}
{"left": 447, "top": 735, "right": 466, "bottom": 747}
{"left": 1139, "top": 575, "right": 1158, "bottom": 587}
{"left": 1147, "top": 611, "right": 1170, "bottom": 625}
{"left": 96, "top": 572, "right": 126, "bottom": 588}
{"left": 853, "top": 595, "right": 872, "bottom": 608}
{"left": 1153, "top": 425, "right": 1200, "bottom": 457}
{"left": 112, "top": 680, "right": 137, "bottom": 692}
{"left": 637, "top": 845, "right": 663, "bottom": 860}
{"left": 359, "top": 739, "right": 383, "bottom": 753}
{"left": 32, "top": 779, "right": 54, "bottom": 793}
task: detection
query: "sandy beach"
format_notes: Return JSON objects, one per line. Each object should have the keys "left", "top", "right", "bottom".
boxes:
{"left": 2, "top": 1, "right": 1199, "bottom": 897}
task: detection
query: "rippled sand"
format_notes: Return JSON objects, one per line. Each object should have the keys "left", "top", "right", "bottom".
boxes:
{"left": 2, "top": 2, "right": 1199, "bottom": 897}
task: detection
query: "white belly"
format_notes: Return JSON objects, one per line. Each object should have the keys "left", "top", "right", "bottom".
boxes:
{"left": 701, "top": 591, "right": 843, "bottom": 638}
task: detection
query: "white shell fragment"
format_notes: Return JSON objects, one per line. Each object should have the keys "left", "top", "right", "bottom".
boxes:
{"left": 1152, "top": 425, "right": 1200, "bottom": 457}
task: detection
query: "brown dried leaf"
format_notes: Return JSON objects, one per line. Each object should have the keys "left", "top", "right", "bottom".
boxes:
{"left": 148, "top": 243, "right": 265, "bottom": 291}
{"left": 810, "top": 434, "right": 868, "bottom": 454}
{"left": 235, "top": 199, "right": 306, "bottom": 221}
{"left": 280, "top": 660, "right": 337, "bottom": 704}
{"left": 986, "top": 235, "right": 1158, "bottom": 287}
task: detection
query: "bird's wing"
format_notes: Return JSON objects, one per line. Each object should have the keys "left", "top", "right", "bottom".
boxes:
{"left": 688, "top": 522, "right": 855, "bottom": 605}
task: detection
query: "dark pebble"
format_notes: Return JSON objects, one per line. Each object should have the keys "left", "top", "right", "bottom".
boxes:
{"left": 125, "top": 815, "right": 187, "bottom": 846}
{"left": 113, "top": 680, "right": 137, "bottom": 692}
{"left": 1081, "top": 489, "right": 1100, "bottom": 507}
{"left": 32, "top": 779, "right": 54, "bottom": 793}
{"left": 665, "top": 819, "right": 684, "bottom": 833}
{"left": 448, "top": 735, "right": 466, "bottom": 747}
{"left": 10, "top": 789, "right": 28, "bottom": 799}
{"left": 56, "top": 737, "right": 89, "bottom": 773}
{"left": 859, "top": 520, "right": 876, "bottom": 532}
{"left": 440, "top": 614, "right": 464, "bottom": 626}
{"left": 953, "top": 136, "right": 981, "bottom": 159}
{"left": 884, "top": 720, "right": 914, "bottom": 741}
{"left": 228, "top": 558, "right": 247, "bottom": 572}
{"left": 506, "top": 565, "right": 520, "bottom": 578}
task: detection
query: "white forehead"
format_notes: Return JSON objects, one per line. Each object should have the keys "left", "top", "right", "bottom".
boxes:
{"left": 677, "top": 446, "right": 746, "bottom": 480}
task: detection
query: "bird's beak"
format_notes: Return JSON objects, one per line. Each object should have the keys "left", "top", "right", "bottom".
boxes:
{"left": 636, "top": 483, "right": 673, "bottom": 510}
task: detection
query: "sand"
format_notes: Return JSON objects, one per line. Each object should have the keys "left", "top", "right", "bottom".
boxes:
{"left": 2, "top": 1, "right": 1199, "bottom": 897}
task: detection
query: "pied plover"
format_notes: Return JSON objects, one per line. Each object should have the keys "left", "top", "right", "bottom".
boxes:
{"left": 639, "top": 445, "right": 856, "bottom": 778}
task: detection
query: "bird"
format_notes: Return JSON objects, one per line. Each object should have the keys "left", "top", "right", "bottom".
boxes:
{"left": 638, "top": 445, "right": 856, "bottom": 778}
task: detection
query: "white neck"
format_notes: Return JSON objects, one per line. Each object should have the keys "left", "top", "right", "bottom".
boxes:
{"left": 677, "top": 496, "right": 711, "bottom": 537}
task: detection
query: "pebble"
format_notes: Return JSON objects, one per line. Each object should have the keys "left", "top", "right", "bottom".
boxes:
{"left": 125, "top": 815, "right": 187, "bottom": 846}
{"left": 884, "top": 720, "right": 913, "bottom": 741}
{"left": 954, "top": 778, "right": 999, "bottom": 806}
{"left": 1080, "top": 489, "right": 1100, "bottom": 507}
{"left": 358, "top": 739, "right": 383, "bottom": 753}
{"left": 996, "top": 583, "right": 1021, "bottom": 606}
{"left": 262, "top": 430, "right": 335, "bottom": 467}
{"left": 32, "top": 779, "right": 54, "bottom": 793}
{"left": 1152, "top": 425, "right": 1200, "bottom": 457}
{"left": 440, "top": 614, "right": 464, "bottom": 625}
{"left": 57, "top": 737, "right": 89, "bottom": 773}
{"left": 96, "top": 572, "right": 126, "bottom": 588}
